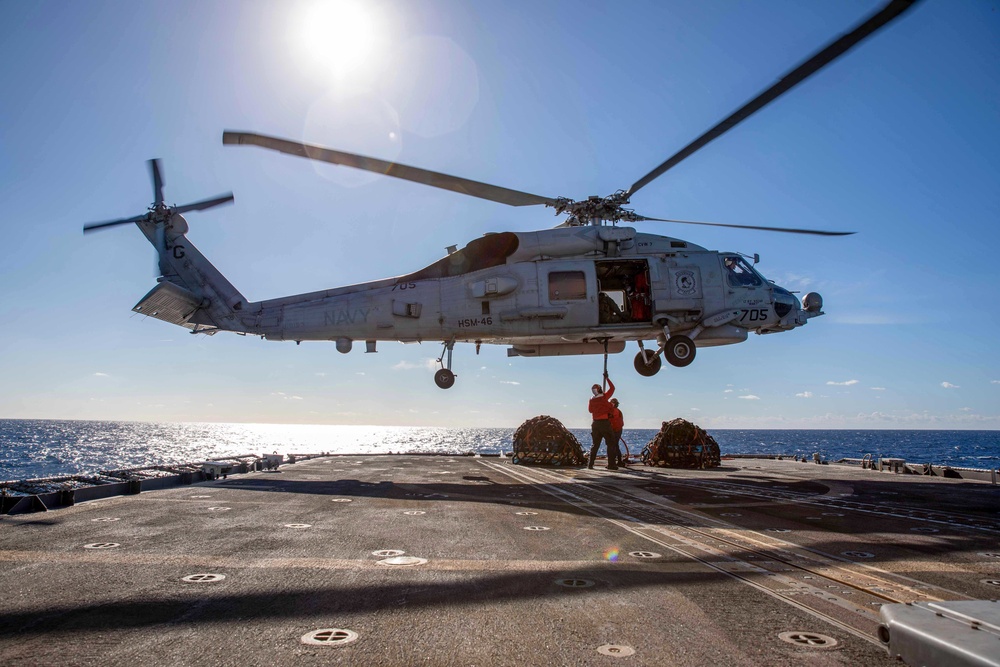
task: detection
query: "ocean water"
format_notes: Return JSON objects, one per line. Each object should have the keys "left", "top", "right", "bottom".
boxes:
{"left": 1, "top": 419, "right": 998, "bottom": 482}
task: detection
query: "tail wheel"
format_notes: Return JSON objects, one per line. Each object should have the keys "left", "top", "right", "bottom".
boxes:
{"left": 634, "top": 350, "right": 661, "bottom": 377}
{"left": 665, "top": 335, "right": 696, "bottom": 367}
{"left": 434, "top": 369, "right": 456, "bottom": 389}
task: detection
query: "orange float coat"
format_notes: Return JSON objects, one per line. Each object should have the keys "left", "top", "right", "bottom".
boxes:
{"left": 588, "top": 378, "right": 616, "bottom": 421}
{"left": 609, "top": 407, "right": 624, "bottom": 433}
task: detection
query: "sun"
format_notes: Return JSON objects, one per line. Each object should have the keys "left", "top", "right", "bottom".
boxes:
{"left": 295, "top": 0, "right": 384, "bottom": 80}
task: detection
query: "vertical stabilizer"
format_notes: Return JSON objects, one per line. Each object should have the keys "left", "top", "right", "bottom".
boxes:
{"left": 134, "top": 215, "right": 250, "bottom": 333}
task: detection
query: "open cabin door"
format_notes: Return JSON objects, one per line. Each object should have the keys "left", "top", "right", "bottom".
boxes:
{"left": 596, "top": 259, "right": 652, "bottom": 326}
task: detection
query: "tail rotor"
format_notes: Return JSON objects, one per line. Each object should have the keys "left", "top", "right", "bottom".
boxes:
{"left": 82, "top": 159, "right": 234, "bottom": 276}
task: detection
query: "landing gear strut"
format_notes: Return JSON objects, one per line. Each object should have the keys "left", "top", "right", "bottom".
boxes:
{"left": 435, "top": 340, "right": 456, "bottom": 389}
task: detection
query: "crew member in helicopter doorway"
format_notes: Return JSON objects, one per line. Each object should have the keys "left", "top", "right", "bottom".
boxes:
{"left": 588, "top": 374, "right": 619, "bottom": 470}
{"left": 609, "top": 398, "right": 625, "bottom": 466}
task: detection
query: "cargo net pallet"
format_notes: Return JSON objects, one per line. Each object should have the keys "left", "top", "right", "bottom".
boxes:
{"left": 511, "top": 415, "right": 587, "bottom": 466}
{"left": 641, "top": 418, "right": 721, "bottom": 469}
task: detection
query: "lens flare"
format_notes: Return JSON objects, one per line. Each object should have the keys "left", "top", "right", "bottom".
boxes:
{"left": 604, "top": 548, "right": 620, "bottom": 562}
{"left": 295, "top": 0, "right": 384, "bottom": 81}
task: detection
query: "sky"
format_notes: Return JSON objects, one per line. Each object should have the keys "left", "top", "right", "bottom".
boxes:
{"left": 1, "top": 0, "right": 998, "bottom": 430}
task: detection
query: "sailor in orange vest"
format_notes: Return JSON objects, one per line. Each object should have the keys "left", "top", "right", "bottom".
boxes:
{"left": 588, "top": 374, "right": 619, "bottom": 470}
{"left": 609, "top": 398, "right": 624, "bottom": 466}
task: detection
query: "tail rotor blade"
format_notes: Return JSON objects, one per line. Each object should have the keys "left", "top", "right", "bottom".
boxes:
{"left": 155, "top": 222, "right": 167, "bottom": 277}
{"left": 149, "top": 159, "right": 164, "bottom": 206}
{"left": 83, "top": 214, "right": 149, "bottom": 234}
{"left": 173, "top": 193, "right": 234, "bottom": 215}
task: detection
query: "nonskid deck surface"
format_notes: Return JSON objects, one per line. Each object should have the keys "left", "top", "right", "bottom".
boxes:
{"left": 1, "top": 455, "right": 997, "bottom": 666}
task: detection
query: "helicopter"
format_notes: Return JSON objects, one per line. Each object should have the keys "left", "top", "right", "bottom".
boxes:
{"left": 83, "top": 0, "right": 916, "bottom": 390}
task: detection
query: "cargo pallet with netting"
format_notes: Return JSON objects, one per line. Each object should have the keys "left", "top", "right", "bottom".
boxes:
{"left": 511, "top": 415, "right": 587, "bottom": 466}
{"left": 641, "top": 418, "right": 721, "bottom": 469}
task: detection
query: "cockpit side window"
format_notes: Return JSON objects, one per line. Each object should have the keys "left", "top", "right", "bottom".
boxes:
{"left": 723, "top": 256, "right": 762, "bottom": 287}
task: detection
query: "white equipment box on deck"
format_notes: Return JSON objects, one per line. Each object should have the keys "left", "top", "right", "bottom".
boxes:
{"left": 879, "top": 599, "right": 1000, "bottom": 666}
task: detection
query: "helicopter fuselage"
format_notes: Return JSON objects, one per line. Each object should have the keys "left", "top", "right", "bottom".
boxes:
{"left": 134, "top": 218, "right": 822, "bottom": 387}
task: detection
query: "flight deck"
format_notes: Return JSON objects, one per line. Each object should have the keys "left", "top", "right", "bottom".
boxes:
{"left": 1, "top": 455, "right": 998, "bottom": 666}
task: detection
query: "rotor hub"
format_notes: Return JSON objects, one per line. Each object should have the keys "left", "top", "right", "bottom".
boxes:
{"left": 552, "top": 191, "right": 634, "bottom": 226}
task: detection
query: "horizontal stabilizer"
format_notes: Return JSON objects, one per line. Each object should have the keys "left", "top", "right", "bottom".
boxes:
{"left": 132, "top": 282, "right": 215, "bottom": 330}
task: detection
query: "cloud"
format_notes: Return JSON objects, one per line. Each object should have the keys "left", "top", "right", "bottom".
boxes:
{"left": 941, "top": 382, "right": 959, "bottom": 389}
{"left": 723, "top": 389, "right": 733, "bottom": 394}
{"left": 992, "top": 380, "right": 1000, "bottom": 385}
{"left": 499, "top": 380, "right": 521, "bottom": 385}
{"left": 960, "top": 407, "right": 972, "bottom": 412}
{"left": 781, "top": 273, "right": 815, "bottom": 288}
{"left": 826, "top": 380, "right": 859, "bottom": 386}
{"left": 704, "top": 409, "right": 1000, "bottom": 429}
{"left": 870, "top": 387, "right": 886, "bottom": 391}
{"left": 796, "top": 391, "right": 813, "bottom": 398}
{"left": 355, "top": 372, "right": 365, "bottom": 376}
{"left": 689, "top": 407, "right": 700, "bottom": 411}
{"left": 93, "top": 372, "right": 109, "bottom": 377}
{"left": 392, "top": 359, "right": 438, "bottom": 371}
{"left": 738, "top": 395, "right": 760, "bottom": 400}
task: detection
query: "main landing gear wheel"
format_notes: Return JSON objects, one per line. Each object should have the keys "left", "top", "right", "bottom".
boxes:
{"left": 665, "top": 335, "right": 696, "bottom": 367}
{"left": 634, "top": 350, "right": 661, "bottom": 377}
{"left": 434, "top": 368, "right": 456, "bottom": 389}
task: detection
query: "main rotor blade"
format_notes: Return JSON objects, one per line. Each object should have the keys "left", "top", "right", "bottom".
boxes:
{"left": 149, "top": 159, "right": 164, "bottom": 206}
{"left": 83, "top": 214, "right": 149, "bottom": 234}
{"left": 223, "top": 131, "right": 558, "bottom": 208}
{"left": 173, "top": 192, "right": 235, "bottom": 214}
{"left": 626, "top": 0, "right": 919, "bottom": 198}
{"left": 634, "top": 215, "right": 854, "bottom": 236}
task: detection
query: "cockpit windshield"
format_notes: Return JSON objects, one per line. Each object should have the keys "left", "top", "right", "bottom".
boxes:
{"left": 400, "top": 232, "right": 520, "bottom": 282}
{"left": 723, "top": 256, "right": 762, "bottom": 287}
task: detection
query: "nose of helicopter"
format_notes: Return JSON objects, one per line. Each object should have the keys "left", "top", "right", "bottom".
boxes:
{"left": 770, "top": 284, "right": 820, "bottom": 329}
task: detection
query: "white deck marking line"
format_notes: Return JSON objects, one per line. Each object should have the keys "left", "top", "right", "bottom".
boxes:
{"left": 483, "top": 460, "right": 957, "bottom": 648}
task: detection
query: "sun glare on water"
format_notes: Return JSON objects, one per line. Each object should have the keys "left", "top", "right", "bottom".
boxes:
{"left": 295, "top": 0, "right": 384, "bottom": 80}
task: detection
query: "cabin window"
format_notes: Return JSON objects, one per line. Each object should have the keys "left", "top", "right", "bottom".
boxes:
{"left": 548, "top": 271, "right": 586, "bottom": 301}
